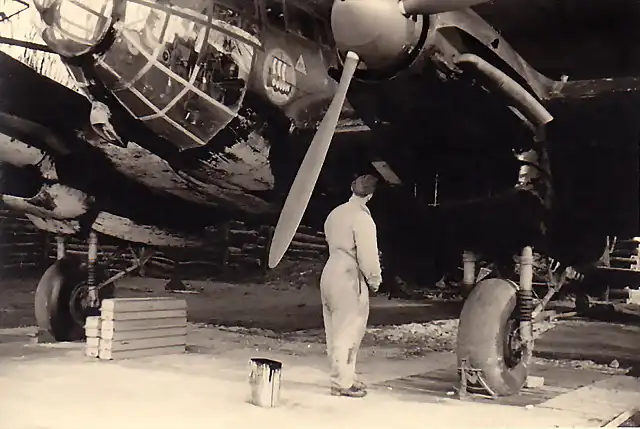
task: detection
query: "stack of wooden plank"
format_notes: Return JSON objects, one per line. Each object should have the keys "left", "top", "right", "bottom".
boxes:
{"left": 85, "top": 316, "right": 102, "bottom": 358}
{"left": 84, "top": 297, "right": 188, "bottom": 360}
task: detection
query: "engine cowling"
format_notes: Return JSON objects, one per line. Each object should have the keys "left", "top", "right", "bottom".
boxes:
{"left": 331, "top": 0, "right": 426, "bottom": 71}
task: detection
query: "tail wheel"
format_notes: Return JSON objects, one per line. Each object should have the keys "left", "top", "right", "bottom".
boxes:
{"left": 456, "top": 278, "right": 529, "bottom": 396}
{"left": 35, "top": 256, "right": 115, "bottom": 342}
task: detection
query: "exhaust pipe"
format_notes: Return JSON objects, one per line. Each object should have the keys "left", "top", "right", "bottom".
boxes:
{"left": 454, "top": 54, "right": 553, "bottom": 128}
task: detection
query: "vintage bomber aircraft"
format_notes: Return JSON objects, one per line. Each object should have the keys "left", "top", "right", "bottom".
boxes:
{"left": 0, "top": 0, "right": 639, "bottom": 396}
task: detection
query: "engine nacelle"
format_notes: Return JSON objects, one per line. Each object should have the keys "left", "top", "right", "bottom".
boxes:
{"left": 331, "top": 0, "right": 426, "bottom": 71}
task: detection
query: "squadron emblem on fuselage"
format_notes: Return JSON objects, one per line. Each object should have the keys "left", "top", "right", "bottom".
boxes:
{"left": 262, "top": 48, "right": 297, "bottom": 105}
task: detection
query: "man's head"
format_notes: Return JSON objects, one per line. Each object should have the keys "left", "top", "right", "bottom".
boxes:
{"left": 351, "top": 174, "right": 378, "bottom": 202}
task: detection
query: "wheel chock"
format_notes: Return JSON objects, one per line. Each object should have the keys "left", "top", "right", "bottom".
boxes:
{"left": 457, "top": 358, "right": 498, "bottom": 400}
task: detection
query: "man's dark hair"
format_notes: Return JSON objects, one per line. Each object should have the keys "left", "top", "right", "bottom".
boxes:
{"left": 351, "top": 174, "right": 378, "bottom": 197}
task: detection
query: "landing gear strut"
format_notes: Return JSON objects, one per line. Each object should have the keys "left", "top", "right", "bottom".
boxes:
{"left": 34, "top": 231, "right": 155, "bottom": 342}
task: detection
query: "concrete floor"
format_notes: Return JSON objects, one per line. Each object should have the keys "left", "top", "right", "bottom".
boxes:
{"left": 2, "top": 276, "right": 640, "bottom": 428}
{"left": 1, "top": 324, "right": 640, "bottom": 429}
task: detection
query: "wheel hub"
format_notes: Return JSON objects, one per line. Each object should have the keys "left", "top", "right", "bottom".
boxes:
{"left": 69, "top": 283, "right": 96, "bottom": 325}
{"left": 504, "top": 319, "right": 523, "bottom": 368}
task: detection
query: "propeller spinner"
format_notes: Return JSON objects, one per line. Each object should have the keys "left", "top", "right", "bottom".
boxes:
{"left": 267, "top": 0, "right": 492, "bottom": 269}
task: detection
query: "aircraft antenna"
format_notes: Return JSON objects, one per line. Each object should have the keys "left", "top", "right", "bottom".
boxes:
{"left": 0, "top": 0, "right": 29, "bottom": 23}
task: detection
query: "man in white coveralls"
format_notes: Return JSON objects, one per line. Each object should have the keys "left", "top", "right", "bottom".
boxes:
{"left": 320, "top": 174, "right": 383, "bottom": 398}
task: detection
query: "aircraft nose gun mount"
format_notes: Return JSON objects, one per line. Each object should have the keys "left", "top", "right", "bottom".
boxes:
{"left": 32, "top": 0, "right": 114, "bottom": 58}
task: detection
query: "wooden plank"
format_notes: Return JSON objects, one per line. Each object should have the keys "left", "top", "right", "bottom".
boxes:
{"left": 101, "top": 317, "right": 187, "bottom": 332}
{"left": 537, "top": 376, "right": 640, "bottom": 423}
{"left": 602, "top": 409, "right": 637, "bottom": 427}
{"left": 101, "top": 297, "right": 187, "bottom": 313}
{"left": 85, "top": 328, "right": 101, "bottom": 338}
{"left": 101, "top": 326, "right": 188, "bottom": 341}
{"left": 0, "top": 242, "right": 41, "bottom": 249}
{"left": 380, "top": 363, "right": 616, "bottom": 408}
{"left": 85, "top": 316, "right": 101, "bottom": 330}
{"left": 1, "top": 262, "right": 40, "bottom": 269}
{"left": 292, "top": 231, "right": 325, "bottom": 244}
{"left": 99, "top": 345, "right": 186, "bottom": 360}
{"left": 101, "top": 309, "right": 187, "bottom": 321}
{"left": 85, "top": 346, "right": 99, "bottom": 358}
{"left": 99, "top": 335, "right": 186, "bottom": 352}
{"left": 289, "top": 240, "right": 327, "bottom": 251}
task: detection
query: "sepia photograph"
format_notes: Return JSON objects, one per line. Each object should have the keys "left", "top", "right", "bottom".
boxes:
{"left": 0, "top": 0, "right": 639, "bottom": 427}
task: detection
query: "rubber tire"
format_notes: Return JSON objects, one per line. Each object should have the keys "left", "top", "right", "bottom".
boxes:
{"left": 456, "top": 278, "right": 528, "bottom": 396}
{"left": 35, "top": 256, "right": 115, "bottom": 342}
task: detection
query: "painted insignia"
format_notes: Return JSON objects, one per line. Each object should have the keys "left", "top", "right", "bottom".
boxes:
{"left": 295, "top": 55, "right": 307, "bottom": 75}
{"left": 262, "top": 48, "right": 297, "bottom": 105}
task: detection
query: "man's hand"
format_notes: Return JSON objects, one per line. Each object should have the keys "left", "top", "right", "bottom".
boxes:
{"left": 368, "top": 280, "right": 381, "bottom": 294}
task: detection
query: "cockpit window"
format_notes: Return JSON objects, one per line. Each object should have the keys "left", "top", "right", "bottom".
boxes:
{"left": 97, "top": 0, "right": 259, "bottom": 147}
{"left": 264, "top": 0, "right": 285, "bottom": 31}
{"left": 214, "top": 0, "right": 259, "bottom": 20}
{"left": 285, "top": 3, "right": 316, "bottom": 41}
{"left": 212, "top": 2, "right": 259, "bottom": 37}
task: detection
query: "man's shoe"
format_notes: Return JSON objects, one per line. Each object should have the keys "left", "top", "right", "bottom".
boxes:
{"left": 353, "top": 380, "right": 367, "bottom": 390}
{"left": 331, "top": 385, "right": 367, "bottom": 398}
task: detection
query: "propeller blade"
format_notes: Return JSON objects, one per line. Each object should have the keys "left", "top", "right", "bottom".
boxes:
{"left": 267, "top": 51, "right": 360, "bottom": 269}
{"left": 400, "top": 0, "right": 491, "bottom": 15}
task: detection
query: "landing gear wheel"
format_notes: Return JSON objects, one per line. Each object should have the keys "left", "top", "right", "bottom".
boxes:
{"left": 461, "top": 282, "right": 475, "bottom": 299}
{"left": 35, "top": 256, "right": 115, "bottom": 342}
{"left": 456, "top": 278, "right": 528, "bottom": 396}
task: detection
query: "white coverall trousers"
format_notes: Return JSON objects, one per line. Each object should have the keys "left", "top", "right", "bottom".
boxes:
{"left": 320, "top": 196, "right": 382, "bottom": 390}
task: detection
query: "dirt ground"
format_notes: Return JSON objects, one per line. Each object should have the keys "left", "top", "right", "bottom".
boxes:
{"left": 3, "top": 260, "right": 640, "bottom": 362}
{"left": 0, "top": 260, "right": 463, "bottom": 336}
{"left": 0, "top": 280, "right": 465, "bottom": 362}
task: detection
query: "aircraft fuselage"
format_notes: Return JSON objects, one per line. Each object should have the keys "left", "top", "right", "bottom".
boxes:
{"left": 1, "top": 0, "right": 638, "bottom": 280}
{"left": 53, "top": 0, "right": 344, "bottom": 218}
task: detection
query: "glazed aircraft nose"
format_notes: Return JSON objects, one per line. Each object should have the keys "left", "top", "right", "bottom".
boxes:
{"left": 33, "top": 0, "right": 114, "bottom": 57}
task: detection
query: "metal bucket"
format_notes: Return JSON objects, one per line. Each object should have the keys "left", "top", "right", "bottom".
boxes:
{"left": 249, "top": 358, "right": 282, "bottom": 408}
